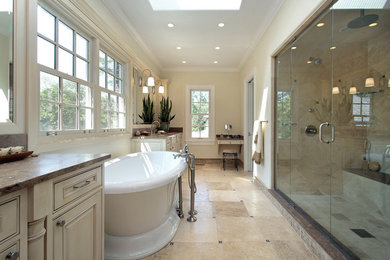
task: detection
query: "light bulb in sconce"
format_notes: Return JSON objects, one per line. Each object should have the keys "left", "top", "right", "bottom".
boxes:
{"left": 365, "top": 77, "right": 375, "bottom": 88}
{"left": 158, "top": 85, "right": 164, "bottom": 93}
{"left": 349, "top": 87, "right": 357, "bottom": 94}
{"left": 142, "top": 86, "right": 149, "bottom": 94}
{"left": 332, "top": 86, "right": 340, "bottom": 94}
{"left": 147, "top": 76, "right": 155, "bottom": 87}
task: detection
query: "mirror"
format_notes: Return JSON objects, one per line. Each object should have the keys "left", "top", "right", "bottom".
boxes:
{"left": 0, "top": 0, "right": 13, "bottom": 123}
{"left": 132, "top": 66, "right": 167, "bottom": 124}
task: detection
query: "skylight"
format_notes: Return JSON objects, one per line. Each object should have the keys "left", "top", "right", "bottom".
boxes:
{"left": 332, "top": 0, "right": 389, "bottom": 9}
{"left": 148, "top": 0, "right": 242, "bottom": 11}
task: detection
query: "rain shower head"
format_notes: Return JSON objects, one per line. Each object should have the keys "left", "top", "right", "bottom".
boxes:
{"left": 308, "top": 57, "right": 322, "bottom": 65}
{"left": 347, "top": 9, "right": 378, "bottom": 29}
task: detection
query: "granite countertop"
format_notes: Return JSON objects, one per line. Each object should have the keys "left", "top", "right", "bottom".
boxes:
{"left": 0, "top": 153, "right": 111, "bottom": 195}
{"left": 216, "top": 134, "right": 244, "bottom": 140}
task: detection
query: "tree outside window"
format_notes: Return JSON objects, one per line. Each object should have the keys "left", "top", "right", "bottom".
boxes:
{"left": 277, "top": 91, "right": 291, "bottom": 139}
{"left": 191, "top": 90, "right": 210, "bottom": 138}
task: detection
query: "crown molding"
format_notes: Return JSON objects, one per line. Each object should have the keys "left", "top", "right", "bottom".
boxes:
{"left": 101, "top": 0, "right": 162, "bottom": 70}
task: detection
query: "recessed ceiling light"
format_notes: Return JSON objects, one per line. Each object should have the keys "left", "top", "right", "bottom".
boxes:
{"left": 330, "top": 46, "right": 336, "bottom": 50}
{"left": 167, "top": 23, "right": 175, "bottom": 28}
{"left": 176, "top": 46, "right": 182, "bottom": 50}
{"left": 214, "top": 61, "right": 218, "bottom": 64}
{"left": 369, "top": 22, "right": 378, "bottom": 27}
{"left": 291, "top": 46, "right": 297, "bottom": 50}
{"left": 182, "top": 61, "right": 187, "bottom": 64}
{"left": 149, "top": 0, "right": 242, "bottom": 11}
{"left": 316, "top": 22, "right": 325, "bottom": 27}
{"left": 218, "top": 23, "right": 225, "bottom": 28}
{"left": 215, "top": 46, "right": 221, "bottom": 50}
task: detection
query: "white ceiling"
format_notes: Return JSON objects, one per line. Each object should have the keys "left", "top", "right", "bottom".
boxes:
{"left": 102, "top": 0, "right": 284, "bottom": 71}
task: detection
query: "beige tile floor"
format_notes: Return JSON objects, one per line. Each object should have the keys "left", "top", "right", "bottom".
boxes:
{"left": 145, "top": 163, "right": 317, "bottom": 260}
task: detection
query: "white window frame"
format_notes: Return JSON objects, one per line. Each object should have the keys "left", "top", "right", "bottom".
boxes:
{"left": 185, "top": 85, "right": 215, "bottom": 145}
{"left": 37, "top": 4, "right": 94, "bottom": 136}
{"left": 352, "top": 93, "right": 371, "bottom": 126}
{"left": 98, "top": 48, "right": 127, "bottom": 131}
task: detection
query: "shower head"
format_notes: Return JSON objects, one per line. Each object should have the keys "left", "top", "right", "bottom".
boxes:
{"left": 347, "top": 9, "right": 378, "bottom": 29}
{"left": 314, "top": 58, "right": 322, "bottom": 65}
{"left": 308, "top": 57, "right": 322, "bottom": 65}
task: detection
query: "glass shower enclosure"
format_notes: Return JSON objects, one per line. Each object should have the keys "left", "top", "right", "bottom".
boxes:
{"left": 275, "top": 1, "right": 390, "bottom": 259}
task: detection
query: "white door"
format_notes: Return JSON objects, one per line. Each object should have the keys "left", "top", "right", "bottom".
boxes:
{"left": 245, "top": 79, "right": 254, "bottom": 171}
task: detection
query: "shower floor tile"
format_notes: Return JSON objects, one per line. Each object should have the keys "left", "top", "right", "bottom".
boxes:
{"left": 145, "top": 163, "right": 316, "bottom": 259}
{"left": 291, "top": 193, "right": 390, "bottom": 260}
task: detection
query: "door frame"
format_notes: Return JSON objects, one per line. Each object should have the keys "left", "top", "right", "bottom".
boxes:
{"left": 243, "top": 68, "right": 255, "bottom": 172}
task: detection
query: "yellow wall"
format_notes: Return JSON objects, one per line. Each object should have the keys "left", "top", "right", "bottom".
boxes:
{"left": 239, "top": 0, "right": 327, "bottom": 188}
{"left": 162, "top": 71, "right": 242, "bottom": 158}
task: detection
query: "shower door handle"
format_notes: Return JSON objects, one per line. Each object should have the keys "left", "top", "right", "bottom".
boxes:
{"left": 330, "top": 123, "right": 335, "bottom": 143}
{"left": 319, "top": 122, "right": 335, "bottom": 144}
{"left": 319, "top": 122, "right": 329, "bottom": 143}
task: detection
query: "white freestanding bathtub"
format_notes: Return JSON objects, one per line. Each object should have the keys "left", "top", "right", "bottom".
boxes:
{"left": 104, "top": 151, "right": 187, "bottom": 260}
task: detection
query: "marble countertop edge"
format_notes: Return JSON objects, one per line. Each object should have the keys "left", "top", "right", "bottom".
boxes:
{"left": 0, "top": 153, "right": 111, "bottom": 196}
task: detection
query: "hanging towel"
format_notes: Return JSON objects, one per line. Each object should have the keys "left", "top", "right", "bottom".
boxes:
{"left": 252, "top": 120, "right": 265, "bottom": 164}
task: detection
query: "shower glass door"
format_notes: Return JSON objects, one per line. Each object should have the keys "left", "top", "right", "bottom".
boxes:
{"left": 330, "top": 5, "right": 390, "bottom": 259}
{"left": 275, "top": 1, "right": 390, "bottom": 259}
{"left": 275, "top": 10, "right": 333, "bottom": 231}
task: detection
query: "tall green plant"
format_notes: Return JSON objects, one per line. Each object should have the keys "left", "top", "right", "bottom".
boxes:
{"left": 159, "top": 97, "right": 175, "bottom": 122}
{"left": 138, "top": 94, "right": 154, "bottom": 123}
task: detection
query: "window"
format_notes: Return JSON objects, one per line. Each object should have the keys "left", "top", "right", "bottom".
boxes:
{"left": 352, "top": 94, "right": 371, "bottom": 126}
{"left": 99, "top": 50, "right": 126, "bottom": 129}
{"left": 185, "top": 85, "right": 215, "bottom": 144}
{"left": 277, "top": 91, "right": 291, "bottom": 139}
{"left": 37, "top": 5, "right": 92, "bottom": 132}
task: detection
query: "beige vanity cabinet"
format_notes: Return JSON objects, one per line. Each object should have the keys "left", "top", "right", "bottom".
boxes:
{"left": 0, "top": 154, "right": 108, "bottom": 260}
{"left": 47, "top": 165, "right": 104, "bottom": 260}
{"left": 0, "top": 190, "right": 27, "bottom": 260}
{"left": 132, "top": 133, "right": 183, "bottom": 152}
{"left": 53, "top": 190, "right": 102, "bottom": 260}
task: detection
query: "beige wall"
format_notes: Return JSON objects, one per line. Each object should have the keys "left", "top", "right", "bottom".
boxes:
{"left": 162, "top": 71, "right": 242, "bottom": 159}
{"left": 239, "top": 0, "right": 327, "bottom": 188}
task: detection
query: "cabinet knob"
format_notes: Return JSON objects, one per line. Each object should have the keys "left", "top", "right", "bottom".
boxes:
{"left": 5, "top": 252, "right": 20, "bottom": 260}
{"left": 56, "top": 220, "right": 66, "bottom": 227}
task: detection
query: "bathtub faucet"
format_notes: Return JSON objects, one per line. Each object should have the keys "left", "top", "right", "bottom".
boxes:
{"left": 151, "top": 121, "right": 160, "bottom": 135}
{"left": 173, "top": 144, "right": 197, "bottom": 222}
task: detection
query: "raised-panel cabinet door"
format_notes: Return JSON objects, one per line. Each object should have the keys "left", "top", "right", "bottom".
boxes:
{"left": 53, "top": 192, "right": 102, "bottom": 260}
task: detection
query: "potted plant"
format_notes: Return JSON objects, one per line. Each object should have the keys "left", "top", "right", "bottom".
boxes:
{"left": 158, "top": 97, "right": 175, "bottom": 132}
{"left": 138, "top": 94, "right": 154, "bottom": 124}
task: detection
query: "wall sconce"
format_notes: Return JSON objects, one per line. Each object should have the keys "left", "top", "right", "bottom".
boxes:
{"left": 388, "top": 79, "right": 390, "bottom": 88}
{"left": 141, "top": 69, "right": 155, "bottom": 94}
{"left": 332, "top": 86, "right": 340, "bottom": 94}
{"left": 159, "top": 85, "right": 165, "bottom": 94}
{"left": 155, "top": 80, "right": 165, "bottom": 94}
{"left": 349, "top": 86, "right": 357, "bottom": 94}
{"left": 142, "top": 69, "right": 155, "bottom": 86}
{"left": 142, "top": 86, "right": 149, "bottom": 94}
{"left": 365, "top": 77, "right": 375, "bottom": 88}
